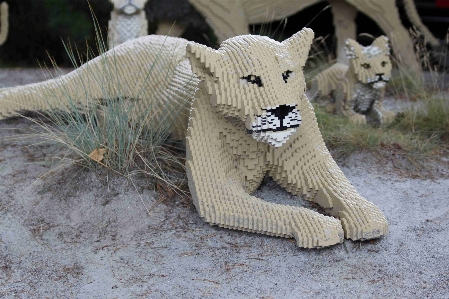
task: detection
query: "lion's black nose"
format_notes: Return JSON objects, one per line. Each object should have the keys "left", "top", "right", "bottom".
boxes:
{"left": 268, "top": 104, "right": 295, "bottom": 119}
{"left": 265, "top": 104, "right": 300, "bottom": 132}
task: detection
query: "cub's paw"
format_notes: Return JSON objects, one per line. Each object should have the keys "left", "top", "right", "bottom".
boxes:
{"left": 380, "top": 110, "right": 397, "bottom": 124}
{"left": 290, "top": 209, "right": 344, "bottom": 248}
{"left": 348, "top": 113, "right": 367, "bottom": 125}
{"left": 336, "top": 199, "right": 388, "bottom": 241}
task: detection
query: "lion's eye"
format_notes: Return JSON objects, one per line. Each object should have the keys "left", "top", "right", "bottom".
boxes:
{"left": 240, "top": 75, "right": 263, "bottom": 87}
{"left": 361, "top": 63, "right": 371, "bottom": 69}
{"left": 282, "top": 70, "right": 293, "bottom": 83}
{"left": 381, "top": 61, "right": 388, "bottom": 67}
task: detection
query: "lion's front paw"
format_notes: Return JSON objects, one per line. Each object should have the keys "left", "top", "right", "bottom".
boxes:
{"left": 290, "top": 209, "right": 344, "bottom": 248}
{"left": 335, "top": 199, "right": 388, "bottom": 241}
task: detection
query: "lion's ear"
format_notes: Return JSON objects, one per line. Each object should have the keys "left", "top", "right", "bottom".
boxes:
{"left": 372, "top": 35, "right": 390, "bottom": 55}
{"left": 282, "top": 28, "right": 314, "bottom": 66}
{"left": 186, "top": 42, "right": 220, "bottom": 78}
{"left": 344, "top": 38, "right": 363, "bottom": 60}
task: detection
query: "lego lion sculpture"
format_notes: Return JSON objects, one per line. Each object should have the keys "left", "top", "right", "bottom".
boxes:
{"left": 311, "top": 36, "right": 396, "bottom": 125}
{"left": 0, "top": 28, "right": 388, "bottom": 248}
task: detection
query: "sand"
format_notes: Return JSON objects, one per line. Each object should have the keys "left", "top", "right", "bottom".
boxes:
{"left": 0, "top": 68, "right": 448, "bottom": 298}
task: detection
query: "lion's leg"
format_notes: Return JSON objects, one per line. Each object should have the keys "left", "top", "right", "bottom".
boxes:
{"left": 186, "top": 96, "right": 343, "bottom": 248}
{"left": 270, "top": 96, "right": 388, "bottom": 241}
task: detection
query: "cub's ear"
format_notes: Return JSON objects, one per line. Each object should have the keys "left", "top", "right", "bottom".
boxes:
{"left": 344, "top": 38, "right": 363, "bottom": 60}
{"left": 186, "top": 42, "right": 221, "bottom": 78}
{"left": 282, "top": 28, "right": 314, "bottom": 66}
{"left": 372, "top": 35, "right": 390, "bottom": 55}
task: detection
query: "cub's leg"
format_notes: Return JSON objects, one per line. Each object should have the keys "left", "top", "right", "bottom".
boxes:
{"left": 186, "top": 94, "right": 343, "bottom": 248}
{"left": 367, "top": 89, "right": 396, "bottom": 125}
{"left": 269, "top": 95, "right": 388, "bottom": 240}
{"left": 334, "top": 81, "right": 367, "bottom": 124}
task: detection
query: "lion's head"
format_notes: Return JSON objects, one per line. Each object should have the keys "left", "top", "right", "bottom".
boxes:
{"left": 345, "top": 36, "right": 392, "bottom": 89}
{"left": 186, "top": 28, "right": 314, "bottom": 147}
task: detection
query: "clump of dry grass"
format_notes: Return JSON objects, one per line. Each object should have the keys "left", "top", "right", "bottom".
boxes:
{"left": 13, "top": 4, "right": 194, "bottom": 201}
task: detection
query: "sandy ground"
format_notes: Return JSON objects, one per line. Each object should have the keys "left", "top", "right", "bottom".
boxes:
{"left": 1, "top": 69, "right": 449, "bottom": 298}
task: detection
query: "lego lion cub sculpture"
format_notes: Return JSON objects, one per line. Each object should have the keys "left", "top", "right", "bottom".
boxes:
{"left": 0, "top": 29, "right": 388, "bottom": 248}
{"left": 311, "top": 36, "right": 396, "bottom": 125}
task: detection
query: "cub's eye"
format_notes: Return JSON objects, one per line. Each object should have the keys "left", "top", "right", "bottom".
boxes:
{"left": 282, "top": 70, "right": 293, "bottom": 83}
{"left": 381, "top": 61, "right": 388, "bottom": 67}
{"left": 240, "top": 74, "right": 263, "bottom": 87}
{"left": 361, "top": 63, "right": 371, "bottom": 69}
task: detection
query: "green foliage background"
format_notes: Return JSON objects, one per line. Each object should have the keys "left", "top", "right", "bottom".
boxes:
{"left": 0, "top": 0, "right": 113, "bottom": 67}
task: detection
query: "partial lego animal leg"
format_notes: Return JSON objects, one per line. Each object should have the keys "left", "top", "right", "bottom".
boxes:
{"left": 403, "top": 0, "right": 440, "bottom": 47}
{"left": 186, "top": 92, "right": 343, "bottom": 249}
{"left": 346, "top": 0, "right": 421, "bottom": 74}
{"left": 329, "top": 0, "right": 357, "bottom": 65}
{"left": 156, "top": 21, "right": 187, "bottom": 37}
{"left": 241, "top": 0, "right": 321, "bottom": 24}
{"left": 0, "top": 2, "right": 8, "bottom": 46}
{"left": 269, "top": 95, "right": 388, "bottom": 241}
{"left": 188, "top": 0, "right": 249, "bottom": 43}
{"left": 367, "top": 88, "right": 396, "bottom": 125}
{"left": 334, "top": 80, "right": 367, "bottom": 124}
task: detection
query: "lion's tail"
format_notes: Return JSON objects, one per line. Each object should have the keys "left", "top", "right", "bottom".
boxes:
{"left": 0, "top": 66, "right": 99, "bottom": 120}
{"left": 0, "top": 44, "right": 131, "bottom": 120}
{"left": 309, "top": 62, "right": 348, "bottom": 102}
{"left": 0, "top": 35, "right": 198, "bottom": 124}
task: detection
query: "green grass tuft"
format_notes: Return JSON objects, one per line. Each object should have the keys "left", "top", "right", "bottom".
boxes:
{"left": 314, "top": 104, "right": 438, "bottom": 161}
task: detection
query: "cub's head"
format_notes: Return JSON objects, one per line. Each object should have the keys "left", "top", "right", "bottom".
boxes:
{"left": 186, "top": 28, "right": 314, "bottom": 147}
{"left": 345, "top": 36, "right": 392, "bottom": 89}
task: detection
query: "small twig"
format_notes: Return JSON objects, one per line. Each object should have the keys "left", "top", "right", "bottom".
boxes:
{"left": 109, "top": 260, "right": 124, "bottom": 284}
{"left": 192, "top": 278, "right": 220, "bottom": 285}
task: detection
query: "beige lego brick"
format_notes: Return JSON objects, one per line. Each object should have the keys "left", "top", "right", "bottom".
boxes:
{"left": 108, "top": 0, "right": 149, "bottom": 49}
{"left": 0, "top": 28, "right": 388, "bottom": 248}
{"left": 312, "top": 35, "right": 396, "bottom": 125}
{"left": 0, "top": 2, "right": 8, "bottom": 46}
